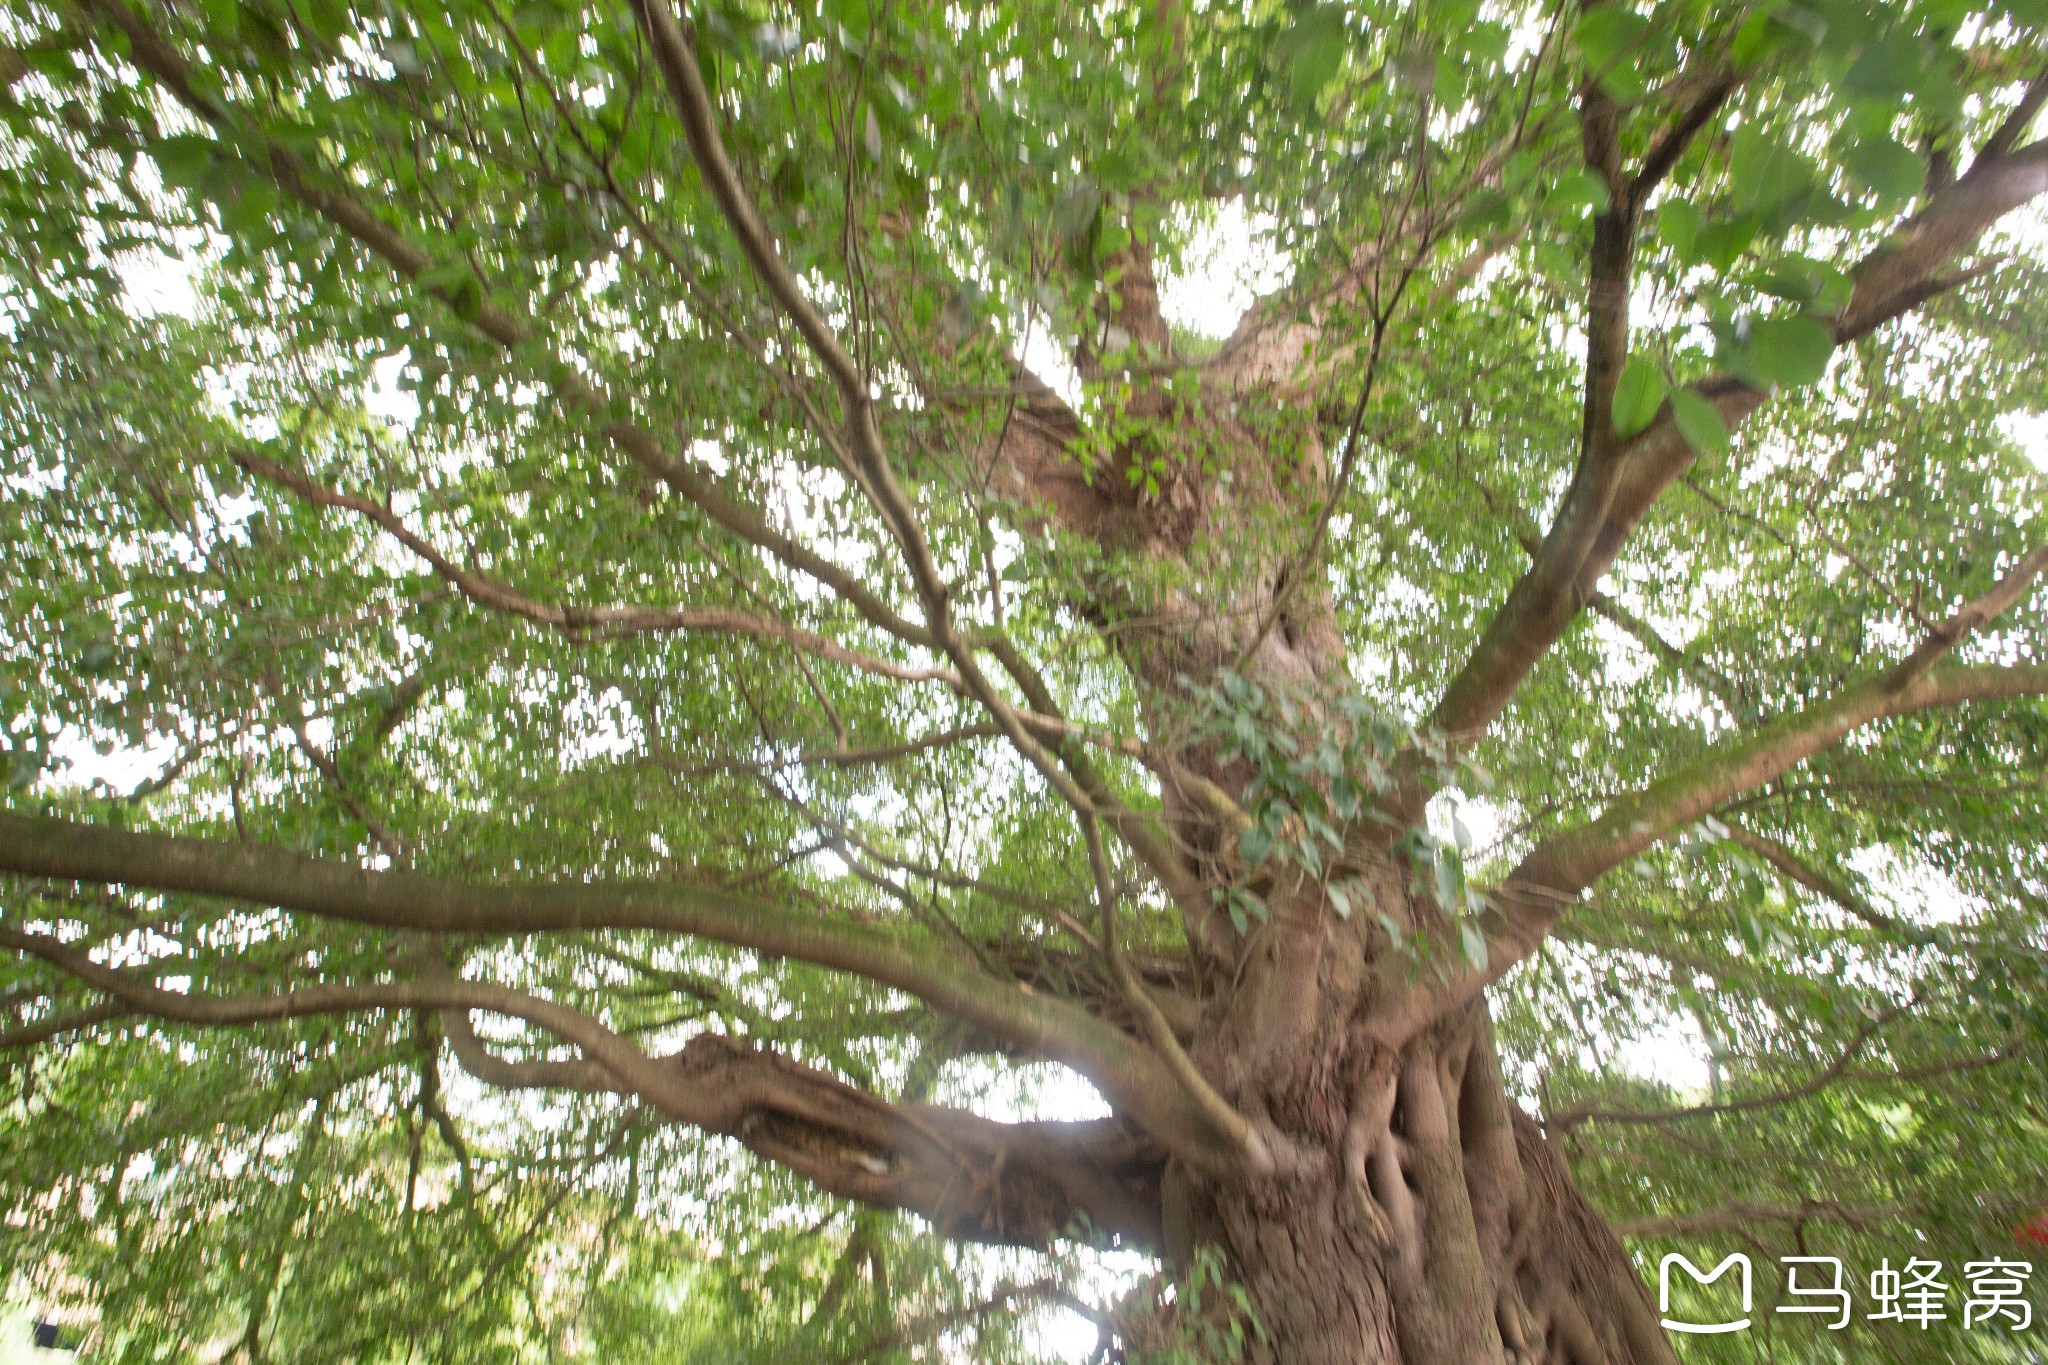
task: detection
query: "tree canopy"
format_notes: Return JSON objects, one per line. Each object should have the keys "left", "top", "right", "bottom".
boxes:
{"left": 1, "top": 0, "right": 2046, "bottom": 1359}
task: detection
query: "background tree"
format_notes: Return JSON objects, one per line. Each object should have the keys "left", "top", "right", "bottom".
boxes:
{"left": 1, "top": 0, "right": 2046, "bottom": 1359}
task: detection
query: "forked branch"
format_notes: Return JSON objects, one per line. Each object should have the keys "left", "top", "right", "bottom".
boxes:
{"left": 0, "top": 811, "right": 1243, "bottom": 1168}
{"left": 1373, "top": 546, "right": 2048, "bottom": 1041}
{"left": 83, "top": 0, "right": 1214, "bottom": 907}
{"left": 234, "top": 452, "right": 958, "bottom": 686}
{"left": 0, "top": 924, "right": 1163, "bottom": 1249}
{"left": 628, "top": 0, "right": 1235, "bottom": 941}
{"left": 1716, "top": 820, "right": 1916, "bottom": 936}
{"left": 1427, "top": 130, "right": 2048, "bottom": 755}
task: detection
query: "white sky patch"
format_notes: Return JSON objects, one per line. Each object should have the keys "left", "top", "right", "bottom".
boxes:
{"left": 557, "top": 684, "right": 645, "bottom": 768}
{"left": 43, "top": 728, "right": 182, "bottom": 795}
{"left": 1020, "top": 316, "right": 1084, "bottom": 409}
{"left": 366, "top": 349, "right": 422, "bottom": 429}
{"left": 2001, "top": 410, "right": 2048, "bottom": 473}
{"left": 931, "top": 1058, "right": 1111, "bottom": 1125}
{"left": 1846, "top": 844, "right": 1979, "bottom": 927}
{"left": 1158, "top": 200, "right": 1289, "bottom": 341}
{"left": 116, "top": 245, "right": 204, "bottom": 321}
{"left": 1426, "top": 789, "right": 1508, "bottom": 861}
{"left": 1022, "top": 1248, "right": 1153, "bottom": 1361}
{"left": 1614, "top": 1012, "right": 1714, "bottom": 1096}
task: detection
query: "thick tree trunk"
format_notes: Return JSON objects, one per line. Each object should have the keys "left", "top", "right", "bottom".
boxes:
{"left": 996, "top": 373, "right": 1685, "bottom": 1363}
{"left": 1129, "top": 1007, "right": 1680, "bottom": 1365}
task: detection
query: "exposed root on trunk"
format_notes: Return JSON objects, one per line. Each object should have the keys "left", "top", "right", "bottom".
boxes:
{"left": 1132, "top": 1007, "right": 1678, "bottom": 1364}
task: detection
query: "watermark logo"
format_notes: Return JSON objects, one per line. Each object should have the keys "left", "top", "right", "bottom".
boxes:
{"left": 1660, "top": 1254, "right": 1752, "bottom": 1334}
{"left": 1656, "top": 1253, "right": 2037, "bottom": 1335}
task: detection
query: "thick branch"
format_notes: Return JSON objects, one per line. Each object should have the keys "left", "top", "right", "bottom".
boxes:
{"left": 0, "top": 923, "right": 699, "bottom": 1101}
{"left": 1519, "top": 649, "right": 2047, "bottom": 917}
{"left": 1427, "top": 136, "right": 2048, "bottom": 751}
{"left": 440, "top": 1001, "right": 615, "bottom": 1093}
{"left": 1980, "top": 60, "right": 2048, "bottom": 162}
{"left": 0, "top": 811, "right": 1241, "bottom": 1168}
{"left": 1627, "top": 66, "right": 1739, "bottom": 207}
{"left": 1481, "top": 477, "right": 1752, "bottom": 716}
{"left": 79, "top": 1, "right": 1222, "bottom": 1023}
{"left": 0, "top": 999, "right": 129, "bottom": 1048}
{"left": 1548, "top": 659, "right": 2048, "bottom": 883}
{"left": 1422, "top": 80, "right": 1643, "bottom": 764}
{"left": 0, "top": 925, "right": 1163, "bottom": 1249}
{"left": 628, "top": 0, "right": 949, "bottom": 621}
{"left": 1373, "top": 652, "right": 2048, "bottom": 1042}
{"left": 972, "top": 363, "right": 1144, "bottom": 546}
{"left": 626, "top": 2, "right": 1233, "bottom": 955}
{"left": 1499, "top": 536, "right": 2048, "bottom": 915}
{"left": 1716, "top": 820, "right": 1914, "bottom": 936}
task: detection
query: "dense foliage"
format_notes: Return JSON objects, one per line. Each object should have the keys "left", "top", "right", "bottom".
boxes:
{"left": 1, "top": 0, "right": 2046, "bottom": 1359}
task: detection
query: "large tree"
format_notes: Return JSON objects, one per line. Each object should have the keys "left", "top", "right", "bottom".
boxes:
{"left": 3, "top": 0, "right": 2047, "bottom": 1358}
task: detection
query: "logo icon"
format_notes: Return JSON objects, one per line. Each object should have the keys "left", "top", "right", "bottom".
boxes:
{"left": 1660, "top": 1253, "right": 1753, "bottom": 1334}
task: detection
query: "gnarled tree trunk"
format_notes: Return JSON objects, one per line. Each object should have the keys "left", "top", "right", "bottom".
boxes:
{"left": 1012, "top": 327, "right": 1687, "bottom": 1357}
{"left": 1140, "top": 999, "right": 1678, "bottom": 1364}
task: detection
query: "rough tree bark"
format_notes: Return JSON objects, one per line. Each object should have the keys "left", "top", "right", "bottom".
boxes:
{"left": 1154, "top": 1007, "right": 1679, "bottom": 1365}
{"left": 1061, "top": 510, "right": 1687, "bottom": 1363}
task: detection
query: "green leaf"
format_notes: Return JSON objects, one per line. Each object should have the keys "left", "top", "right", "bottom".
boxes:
{"left": 1572, "top": 7, "right": 1649, "bottom": 74}
{"left": 1657, "top": 198, "right": 1703, "bottom": 259}
{"left": 1433, "top": 847, "right": 1466, "bottom": 912}
{"left": 1543, "top": 168, "right": 1612, "bottom": 218}
{"left": 1278, "top": 7, "right": 1347, "bottom": 107}
{"left": 1054, "top": 177, "right": 1102, "bottom": 244}
{"left": 1694, "top": 214, "right": 1761, "bottom": 270}
{"left": 1737, "top": 3, "right": 1830, "bottom": 66}
{"left": 1729, "top": 128, "right": 1814, "bottom": 217}
{"left": 1459, "top": 22, "right": 1510, "bottom": 65}
{"left": 1670, "top": 389, "right": 1730, "bottom": 458}
{"left": 302, "top": 0, "right": 350, "bottom": 41}
{"left": 1457, "top": 189, "right": 1513, "bottom": 232}
{"left": 1460, "top": 922, "right": 1490, "bottom": 971}
{"left": 1744, "top": 314, "right": 1836, "bottom": 388}
{"left": 1840, "top": 30, "right": 1924, "bottom": 102}
{"left": 1611, "top": 356, "right": 1667, "bottom": 437}
{"left": 771, "top": 153, "right": 807, "bottom": 206}
{"left": 417, "top": 261, "right": 483, "bottom": 320}
{"left": 1731, "top": 9, "right": 1778, "bottom": 66}
{"left": 1842, "top": 136, "right": 1926, "bottom": 202}
{"left": 219, "top": 178, "right": 278, "bottom": 237}
{"left": 1377, "top": 912, "right": 1406, "bottom": 951}
{"left": 1773, "top": 4, "right": 1830, "bottom": 47}
{"left": 152, "top": 134, "right": 217, "bottom": 188}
